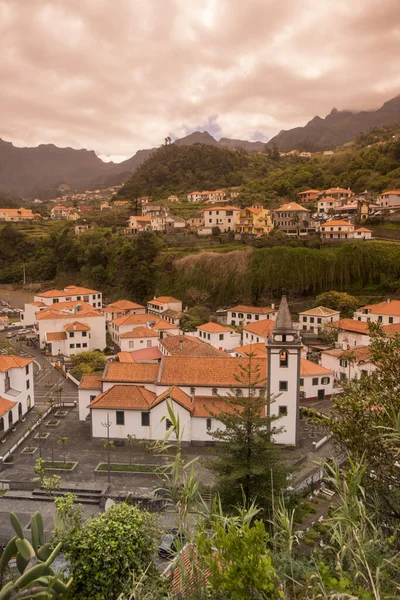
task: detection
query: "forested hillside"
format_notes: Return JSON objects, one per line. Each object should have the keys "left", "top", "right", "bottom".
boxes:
{"left": 119, "top": 131, "right": 400, "bottom": 204}
{"left": 2, "top": 226, "right": 400, "bottom": 307}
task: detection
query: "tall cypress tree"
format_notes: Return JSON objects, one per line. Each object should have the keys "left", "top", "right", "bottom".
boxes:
{"left": 208, "top": 356, "right": 288, "bottom": 515}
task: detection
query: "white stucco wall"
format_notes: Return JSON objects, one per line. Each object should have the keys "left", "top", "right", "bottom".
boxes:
{"left": 78, "top": 388, "right": 99, "bottom": 421}
{"left": 120, "top": 336, "right": 157, "bottom": 352}
{"left": 38, "top": 315, "right": 106, "bottom": 352}
{"left": 196, "top": 329, "right": 241, "bottom": 351}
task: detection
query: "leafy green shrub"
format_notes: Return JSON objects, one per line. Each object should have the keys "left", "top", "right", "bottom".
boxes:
{"left": 63, "top": 503, "right": 158, "bottom": 600}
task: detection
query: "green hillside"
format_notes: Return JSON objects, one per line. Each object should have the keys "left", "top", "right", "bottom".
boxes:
{"left": 118, "top": 130, "right": 400, "bottom": 205}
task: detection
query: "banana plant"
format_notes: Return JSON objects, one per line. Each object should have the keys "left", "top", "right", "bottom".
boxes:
{"left": 0, "top": 511, "right": 72, "bottom": 599}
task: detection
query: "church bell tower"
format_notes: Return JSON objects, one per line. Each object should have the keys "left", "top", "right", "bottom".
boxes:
{"left": 266, "top": 295, "right": 302, "bottom": 445}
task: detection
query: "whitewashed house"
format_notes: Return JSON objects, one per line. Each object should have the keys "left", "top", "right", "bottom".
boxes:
{"left": 0, "top": 356, "right": 34, "bottom": 437}
{"left": 200, "top": 206, "right": 241, "bottom": 232}
{"left": 227, "top": 305, "right": 277, "bottom": 326}
{"left": 354, "top": 299, "right": 400, "bottom": 325}
{"left": 299, "top": 359, "right": 334, "bottom": 401}
{"left": 298, "top": 306, "right": 340, "bottom": 334}
{"left": 317, "top": 196, "right": 341, "bottom": 214}
{"left": 22, "top": 286, "right": 103, "bottom": 326}
{"left": 376, "top": 190, "right": 400, "bottom": 208}
{"left": 102, "top": 300, "right": 146, "bottom": 332}
{"left": 36, "top": 303, "right": 106, "bottom": 357}
{"left": 320, "top": 346, "right": 375, "bottom": 382}
{"left": 195, "top": 322, "right": 241, "bottom": 351}
{"left": 319, "top": 220, "right": 354, "bottom": 240}
{"left": 119, "top": 327, "right": 159, "bottom": 352}
{"left": 242, "top": 319, "right": 274, "bottom": 344}
{"left": 325, "top": 318, "right": 371, "bottom": 348}
{"left": 354, "top": 227, "right": 373, "bottom": 240}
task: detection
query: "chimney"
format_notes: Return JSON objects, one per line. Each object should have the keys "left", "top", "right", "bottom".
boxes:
{"left": 386, "top": 298, "right": 390, "bottom": 303}
{"left": 271, "top": 303, "right": 275, "bottom": 310}
{"left": 179, "top": 339, "right": 183, "bottom": 351}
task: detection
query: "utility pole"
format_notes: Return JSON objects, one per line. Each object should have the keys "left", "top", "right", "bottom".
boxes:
{"left": 102, "top": 413, "right": 112, "bottom": 484}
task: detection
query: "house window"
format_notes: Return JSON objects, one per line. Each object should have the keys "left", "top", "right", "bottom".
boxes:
{"left": 82, "top": 331, "right": 87, "bottom": 337}
{"left": 116, "top": 411, "right": 125, "bottom": 425}
{"left": 278, "top": 406, "right": 288, "bottom": 416}
{"left": 207, "top": 334, "right": 210, "bottom": 340}
{"left": 89, "top": 395, "right": 96, "bottom": 402}
{"left": 83, "top": 296, "right": 89, "bottom": 302}
{"left": 236, "top": 388, "right": 243, "bottom": 396}
{"left": 231, "top": 312, "right": 236, "bottom": 318}
{"left": 25, "top": 365, "right": 29, "bottom": 375}
{"left": 69, "top": 343, "right": 75, "bottom": 349}
{"left": 129, "top": 341, "right": 134, "bottom": 348}
{"left": 279, "top": 381, "right": 288, "bottom": 391}
{"left": 378, "top": 316, "right": 383, "bottom": 323}
{"left": 300, "top": 378, "right": 304, "bottom": 386}
{"left": 166, "top": 418, "right": 173, "bottom": 430}
{"left": 206, "top": 418, "right": 212, "bottom": 431}
{"left": 5, "top": 372, "right": 10, "bottom": 392}
{"left": 69, "top": 332, "right": 74, "bottom": 338}
{"left": 83, "top": 343, "right": 87, "bottom": 348}
{"left": 310, "top": 317, "right": 314, "bottom": 323}
{"left": 238, "top": 313, "right": 243, "bottom": 319}
{"left": 147, "top": 340, "right": 152, "bottom": 347}
{"left": 279, "top": 350, "right": 288, "bottom": 367}
{"left": 76, "top": 343, "right": 81, "bottom": 348}
{"left": 321, "top": 377, "right": 330, "bottom": 385}
{"left": 340, "top": 359, "right": 348, "bottom": 367}
{"left": 389, "top": 317, "right": 393, "bottom": 324}
{"left": 219, "top": 334, "right": 224, "bottom": 341}
{"left": 26, "top": 379, "right": 30, "bottom": 390}
{"left": 212, "top": 388, "right": 218, "bottom": 395}
{"left": 312, "top": 377, "right": 318, "bottom": 386}
{"left": 255, "top": 315, "right": 259, "bottom": 320}
{"left": 190, "top": 387, "right": 196, "bottom": 396}
{"left": 0, "top": 417, "right": 3, "bottom": 431}
{"left": 317, "top": 318, "right": 321, "bottom": 324}
{"left": 141, "top": 412, "right": 150, "bottom": 426}
{"left": 302, "top": 316, "right": 307, "bottom": 322}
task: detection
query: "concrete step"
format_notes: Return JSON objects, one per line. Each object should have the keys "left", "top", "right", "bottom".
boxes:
{"left": 33, "top": 489, "right": 102, "bottom": 501}
{"left": 0, "top": 492, "right": 100, "bottom": 505}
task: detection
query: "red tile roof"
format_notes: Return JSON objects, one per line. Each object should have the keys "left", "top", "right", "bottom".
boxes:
{"left": 229, "top": 305, "right": 275, "bottom": 315}
{"left": 0, "top": 397, "right": 17, "bottom": 417}
{"left": 153, "top": 386, "right": 193, "bottom": 411}
{"left": 275, "top": 202, "right": 310, "bottom": 212}
{"left": 322, "top": 220, "right": 353, "bottom": 227}
{"left": 46, "top": 331, "right": 67, "bottom": 341}
{"left": 64, "top": 321, "right": 91, "bottom": 332}
{"left": 159, "top": 357, "right": 266, "bottom": 387}
{"left": 300, "top": 358, "right": 332, "bottom": 376}
{"left": 326, "top": 319, "right": 369, "bottom": 334}
{"left": 89, "top": 385, "right": 156, "bottom": 410}
{"left": 104, "top": 300, "right": 145, "bottom": 311}
{"left": 243, "top": 320, "right": 274, "bottom": 338}
{"left": 196, "top": 322, "right": 233, "bottom": 334}
{"left": 159, "top": 336, "right": 226, "bottom": 357}
{"left": 103, "top": 362, "right": 160, "bottom": 383}
{"left": 0, "top": 355, "right": 33, "bottom": 372}
{"left": 358, "top": 300, "right": 400, "bottom": 316}
{"left": 233, "top": 343, "right": 267, "bottom": 357}
{"left": 119, "top": 327, "right": 158, "bottom": 339}
{"left": 78, "top": 374, "right": 103, "bottom": 389}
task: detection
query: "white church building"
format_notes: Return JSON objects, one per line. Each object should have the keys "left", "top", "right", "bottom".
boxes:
{"left": 78, "top": 297, "right": 303, "bottom": 446}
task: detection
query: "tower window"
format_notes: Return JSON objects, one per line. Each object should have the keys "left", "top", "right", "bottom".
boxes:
{"left": 279, "top": 381, "right": 288, "bottom": 391}
{"left": 278, "top": 406, "right": 288, "bottom": 416}
{"left": 279, "top": 350, "right": 288, "bottom": 367}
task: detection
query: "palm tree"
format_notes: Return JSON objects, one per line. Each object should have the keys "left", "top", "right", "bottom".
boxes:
{"left": 57, "top": 436, "right": 70, "bottom": 464}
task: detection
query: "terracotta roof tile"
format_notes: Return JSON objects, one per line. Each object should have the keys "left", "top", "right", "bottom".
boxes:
{"left": 128, "top": 347, "right": 163, "bottom": 361}
{"left": 159, "top": 356, "right": 266, "bottom": 387}
{"left": 275, "top": 202, "right": 310, "bottom": 212}
{"left": 299, "top": 306, "right": 340, "bottom": 317}
{"left": 103, "top": 362, "right": 159, "bottom": 383}
{"left": 0, "top": 355, "right": 33, "bottom": 372}
{"left": 119, "top": 327, "right": 159, "bottom": 339}
{"left": 321, "top": 220, "right": 353, "bottom": 227}
{"left": 153, "top": 386, "right": 193, "bottom": 411}
{"left": 117, "top": 352, "right": 136, "bottom": 363}
{"left": 300, "top": 358, "right": 332, "bottom": 376}
{"left": 89, "top": 385, "right": 156, "bottom": 410}
{"left": 149, "top": 296, "right": 181, "bottom": 304}
{"left": 159, "top": 336, "right": 226, "bottom": 357}
{"left": 78, "top": 374, "right": 103, "bottom": 389}
{"left": 152, "top": 321, "right": 179, "bottom": 330}
{"left": 112, "top": 314, "right": 153, "bottom": 327}
{"left": 359, "top": 300, "right": 400, "bottom": 316}
{"left": 64, "top": 321, "right": 91, "bottom": 332}
{"left": 0, "top": 397, "right": 17, "bottom": 417}
{"left": 326, "top": 319, "right": 369, "bottom": 334}
{"left": 233, "top": 343, "right": 267, "bottom": 357}
{"left": 104, "top": 300, "right": 145, "bottom": 311}
{"left": 243, "top": 320, "right": 275, "bottom": 338}
{"left": 229, "top": 305, "right": 275, "bottom": 315}
{"left": 196, "top": 322, "right": 234, "bottom": 334}
{"left": 46, "top": 331, "right": 67, "bottom": 341}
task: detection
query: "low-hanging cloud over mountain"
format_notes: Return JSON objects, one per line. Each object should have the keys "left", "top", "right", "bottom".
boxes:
{"left": 1, "top": 0, "right": 399, "bottom": 161}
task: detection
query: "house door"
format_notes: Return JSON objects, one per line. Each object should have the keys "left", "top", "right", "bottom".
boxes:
{"left": 317, "top": 389, "right": 325, "bottom": 401}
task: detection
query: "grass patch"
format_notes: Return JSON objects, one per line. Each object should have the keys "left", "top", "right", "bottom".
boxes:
{"left": 43, "top": 461, "right": 75, "bottom": 470}
{"left": 0, "top": 490, "right": 6, "bottom": 496}
{"left": 97, "top": 463, "right": 158, "bottom": 473}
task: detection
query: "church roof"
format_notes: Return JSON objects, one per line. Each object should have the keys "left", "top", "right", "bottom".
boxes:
{"left": 273, "top": 295, "right": 293, "bottom": 333}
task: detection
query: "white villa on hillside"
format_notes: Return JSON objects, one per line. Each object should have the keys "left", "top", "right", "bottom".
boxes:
{"left": 195, "top": 322, "right": 241, "bottom": 351}
{"left": 319, "top": 220, "right": 354, "bottom": 240}
{"left": 298, "top": 306, "right": 340, "bottom": 334}
{"left": 227, "top": 305, "right": 277, "bottom": 326}
{"left": 22, "top": 285, "right": 102, "bottom": 326}
{"left": 0, "top": 356, "right": 34, "bottom": 437}
{"left": 36, "top": 301, "right": 106, "bottom": 357}
{"left": 354, "top": 299, "right": 400, "bottom": 324}
{"left": 199, "top": 206, "right": 241, "bottom": 232}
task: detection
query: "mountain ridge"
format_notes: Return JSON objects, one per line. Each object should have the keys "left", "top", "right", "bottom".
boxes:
{"left": 266, "top": 95, "right": 400, "bottom": 151}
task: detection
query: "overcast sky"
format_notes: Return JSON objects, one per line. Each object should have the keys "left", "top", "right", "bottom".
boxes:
{"left": 1, "top": 0, "right": 399, "bottom": 162}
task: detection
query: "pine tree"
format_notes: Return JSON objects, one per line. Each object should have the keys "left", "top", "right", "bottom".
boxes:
{"left": 208, "top": 356, "right": 288, "bottom": 515}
